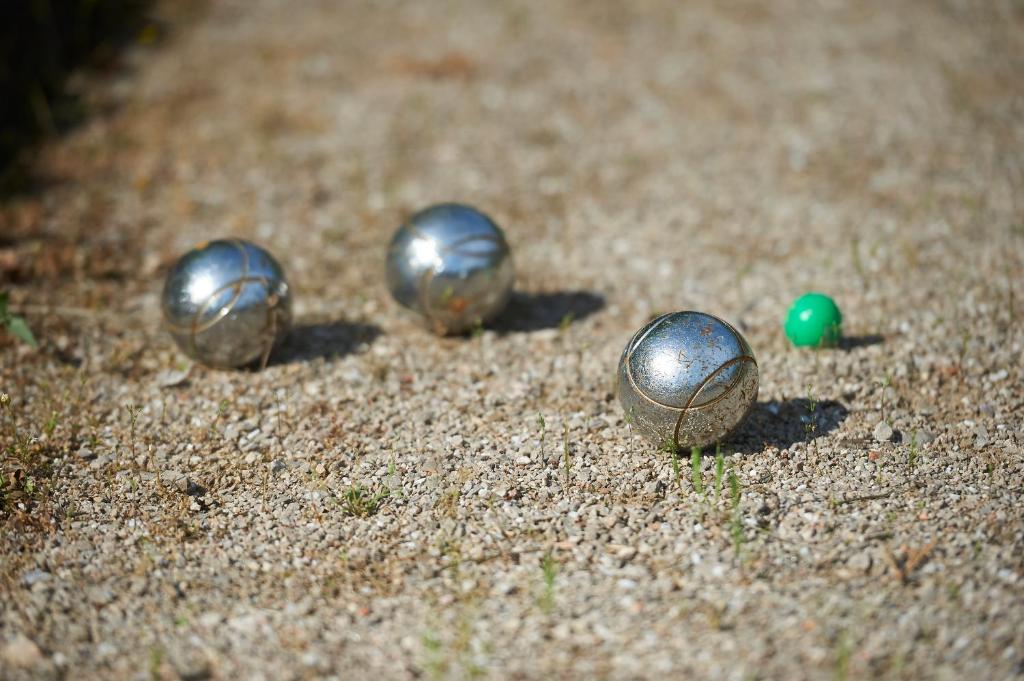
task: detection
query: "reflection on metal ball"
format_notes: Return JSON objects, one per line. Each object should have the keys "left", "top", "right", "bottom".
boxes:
{"left": 617, "top": 311, "right": 758, "bottom": 451}
{"left": 385, "top": 203, "right": 514, "bottom": 335}
{"left": 162, "top": 239, "right": 291, "bottom": 369}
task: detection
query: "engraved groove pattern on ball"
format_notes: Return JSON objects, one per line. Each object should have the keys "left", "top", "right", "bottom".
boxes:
{"left": 386, "top": 204, "right": 514, "bottom": 334}
{"left": 162, "top": 239, "right": 292, "bottom": 369}
{"left": 617, "top": 311, "right": 758, "bottom": 449}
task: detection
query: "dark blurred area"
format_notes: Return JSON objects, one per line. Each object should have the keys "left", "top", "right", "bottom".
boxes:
{"left": 0, "top": 0, "right": 151, "bottom": 194}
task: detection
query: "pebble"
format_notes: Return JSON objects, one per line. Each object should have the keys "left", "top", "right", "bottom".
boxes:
{"left": 89, "top": 455, "right": 112, "bottom": 470}
{"left": 22, "top": 569, "right": 51, "bottom": 586}
{"left": 915, "top": 429, "right": 937, "bottom": 445}
{"left": 159, "top": 470, "right": 190, "bottom": 493}
{"left": 493, "top": 580, "right": 518, "bottom": 596}
{"left": 848, "top": 551, "right": 872, "bottom": 574}
{"left": 3, "top": 634, "right": 43, "bottom": 668}
{"left": 157, "top": 369, "right": 191, "bottom": 388}
{"left": 198, "top": 612, "right": 223, "bottom": 628}
{"left": 873, "top": 421, "right": 894, "bottom": 442}
{"left": 228, "top": 613, "right": 266, "bottom": 635}
{"left": 88, "top": 586, "right": 114, "bottom": 607}
{"left": 986, "top": 369, "right": 1009, "bottom": 382}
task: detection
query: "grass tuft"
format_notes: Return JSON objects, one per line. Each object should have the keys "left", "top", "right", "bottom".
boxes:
{"left": 714, "top": 445, "right": 724, "bottom": 499}
{"left": 1, "top": 392, "right": 54, "bottom": 519}
{"left": 690, "top": 447, "right": 703, "bottom": 495}
{"left": 0, "top": 292, "right": 38, "bottom": 347}
{"left": 669, "top": 443, "right": 682, "bottom": 491}
{"left": 804, "top": 386, "right": 819, "bottom": 438}
{"left": 536, "top": 413, "right": 546, "bottom": 458}
{"left": 340, "top": 483, "right": 389, "bottom": 518}
{"left": 539, "top": 551, "right": 557, "bottom": 613}
{"left": 562, "top": 420, "right": 571, "bottom": 480}
{"left": 728, "top": 467, "right": 744, "bottom": 554}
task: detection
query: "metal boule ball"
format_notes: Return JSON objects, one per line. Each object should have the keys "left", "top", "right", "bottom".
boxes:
{"left": 617, "top": 311, "right": 759, "bottom": 451}
{"left": 385, "top": 203, "right": 515, "bottom": 335}
{"left": 162, "top": 239, "right": 292, "bottom": 369}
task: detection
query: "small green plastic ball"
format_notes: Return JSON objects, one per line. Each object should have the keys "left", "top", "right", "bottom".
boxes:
{"left": 784, "top": 293, "right": 842, "bottom": 347}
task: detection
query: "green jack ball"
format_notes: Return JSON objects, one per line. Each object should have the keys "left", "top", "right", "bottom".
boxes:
{"left": 784, "top": 293, "right": 842, "bottom": 347}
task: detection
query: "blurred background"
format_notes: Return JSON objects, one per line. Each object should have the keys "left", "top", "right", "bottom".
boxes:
{"left": 1, "top": 0, "right": 159, "bottom": 193}
{"left": 1, "top": 0, "right": 1021, "bottom": 365}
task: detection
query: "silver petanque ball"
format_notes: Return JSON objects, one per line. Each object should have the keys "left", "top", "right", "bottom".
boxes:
{"left": 617, "top": 311, "right": 758, "bottom": 451}
{"left": 162, "top": 239, "right": 292, "bottom": 369}
{"left": 385, "top": 203, "right": 514, "bottom": 335}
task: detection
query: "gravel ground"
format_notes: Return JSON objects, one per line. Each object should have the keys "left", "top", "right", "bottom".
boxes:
{"left": 2, "top": 1, "right": 1023, "bottom": 679}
